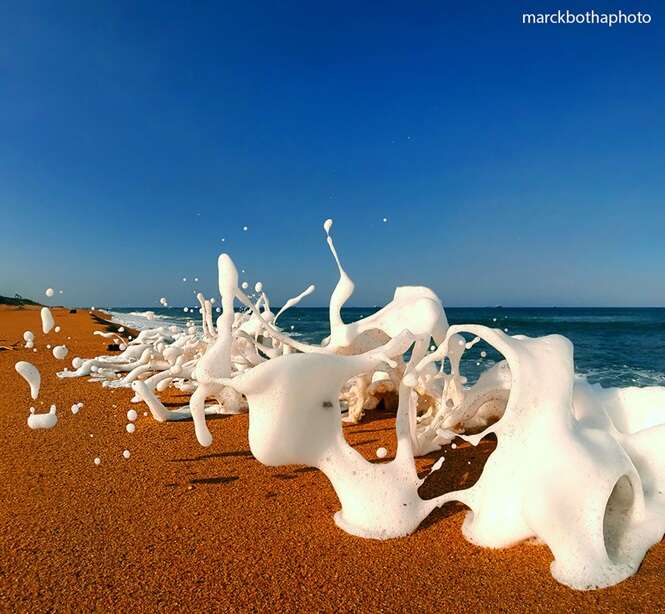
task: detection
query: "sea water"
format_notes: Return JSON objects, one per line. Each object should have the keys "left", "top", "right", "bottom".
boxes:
{"left": 107, "top": 306, "right": 665, "bottom": 388}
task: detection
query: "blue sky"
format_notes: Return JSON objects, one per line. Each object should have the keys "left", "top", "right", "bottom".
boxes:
{"left": 1, "top": 1, "right": 663, "bottom": 307}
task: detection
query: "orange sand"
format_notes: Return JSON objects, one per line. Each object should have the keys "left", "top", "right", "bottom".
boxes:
{"left": 1, "top": 307, "right": 664, "bottom": 612}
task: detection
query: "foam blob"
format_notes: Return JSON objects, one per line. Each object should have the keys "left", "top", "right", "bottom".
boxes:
{"left": 15, "top": 361, "right": 41, "bottom": 399}
{"left": 126, "top": 423, "right": 135, "bottom": 433}
{"left": 127, "top": 409, "right": 138, "bottom": 422}
{"left": 41, "top": 307, "right": 55, "bottom": 334}
{"left": 52, "top": 345, "right": 68, "bottom": 360}
{"left": 27, "top": 405, "right": 57, "bottom": 429}
{"left": 376, "top": 447, "right": 388, "bottom": 459}
{"left": 54, "top": 326, "right": 61, "bottom": 333}
{"left": 94, "top": 457, "right": 101, "bottom": 466}
{"left": 414, "top": 325, "right": 665, "bottom": 590}
{"left": 225, "top": 335, "right": 450, "bottom": 539}
{"left": 123, "top": 450, "right": 131, "bottom": 459}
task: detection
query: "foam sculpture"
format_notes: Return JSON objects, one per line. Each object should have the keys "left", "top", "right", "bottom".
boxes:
{"left": 411, "top": 325, "right": 665, "bottom": 589}
{"left": 46, "top": 219, "right": 665, "bottom": 590}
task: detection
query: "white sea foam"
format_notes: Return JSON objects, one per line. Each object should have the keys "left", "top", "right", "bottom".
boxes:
{"left": 27, "top": 405, "right": 57, "bottom": 429}
{"left": 41, "top": 307, "right": 55, "bottom": 334}
{"left": 15, "top": 361, "right": 40, "bottom": 399}
{"left": 48, "top": 218, "right": 665, "bottom": 591}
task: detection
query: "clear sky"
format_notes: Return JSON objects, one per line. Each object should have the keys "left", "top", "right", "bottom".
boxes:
{"left": 1, "top": 1, "right": 663, "bottom": 308}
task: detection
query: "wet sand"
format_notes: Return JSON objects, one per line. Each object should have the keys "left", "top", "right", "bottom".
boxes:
{"left": 1, "top": 307, "right": 664, "bottom": 612}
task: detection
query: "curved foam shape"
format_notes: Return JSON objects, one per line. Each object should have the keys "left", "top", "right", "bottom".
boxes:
{"left": 416, "top": 325, "right": 665, "bottom": 590}
{"left": 15, "top": 361, "right": 41, "bottom": 399}
{"left": 226, "top": 335, "right": 450, "bottom": 539}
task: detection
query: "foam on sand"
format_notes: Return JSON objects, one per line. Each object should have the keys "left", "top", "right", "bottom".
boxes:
{"left": 41, "top": 307, "right": 55, "bottom": 334}
{"left": 414, "top": 325, "right": 665, "bottom": 589}
{"left": 28, "top": 405, "right": 57, "bottom": 429}
{"left": 45, "top": 218, "right": 665, "bottom": 591}
{"left": 52, "top": 345, "right": 68, "bottom": 360}
{"left": 15, "top": 361, "right": 41, "bottom": 399}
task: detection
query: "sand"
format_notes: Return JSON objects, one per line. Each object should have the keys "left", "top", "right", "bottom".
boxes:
{"left": 1, "top": 307, "right": 665, "bottom": 612}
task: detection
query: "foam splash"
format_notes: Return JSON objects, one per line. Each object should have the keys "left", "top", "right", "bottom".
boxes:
{"left": 413, "top": 326, "right": 665, "bottom": 589}
{"left": 49, "top": 219, "right": 665, "bottom": 590}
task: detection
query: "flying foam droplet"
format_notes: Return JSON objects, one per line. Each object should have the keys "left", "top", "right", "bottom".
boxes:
{"left": 429, "top": 457, "right": 445, "bottom": 474}
{"left": 241, "top": 282, "right": 249, "bottom": 290}
{"left": 323, "top": 218, "right": 333, "bottom": 234}
{"left": 123, "top": 450, "right": 131, "bottom": 459}
{"left": 15, "top": 361, "right": 41, "bottom": 399}
{"left": 127, "top": 409, "right": 138, "bottom": 422}
{"left": 254, "top": 282, "right": 263, "bottom": 293}
{"left": 126, "top": 423, "right": 135, "bottom": 433}
{"left": 41, "top": 307, "right": 55, "bottom": 334}
{"left": 376, "top": 447, "right": 388, "bottom": 459}
{"left": 94, "top": 457, "right": 101, "bottom": 466}
{"left": 382, "top": 217, "right": 388, "bottom": 223}
{"left": 242, "top": 225, "right": 248, "bottom": 231}
{"left": 45, "top": 288, "right": 54, "bottom": 297}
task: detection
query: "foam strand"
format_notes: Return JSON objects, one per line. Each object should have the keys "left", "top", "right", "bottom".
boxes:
{"left": 273, "top": 284, "right": 316, "bottom": 322}
{"left": 189, "top": 254, "right": 238, "bottom": 446}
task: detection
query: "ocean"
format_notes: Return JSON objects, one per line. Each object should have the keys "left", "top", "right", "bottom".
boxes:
{"left": 107, "top": 307, "right": 665, "bottom": 389}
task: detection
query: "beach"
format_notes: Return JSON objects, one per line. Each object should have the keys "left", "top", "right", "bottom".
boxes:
{"left": 2, "top": 306, "right": 665, "bottom": 613}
